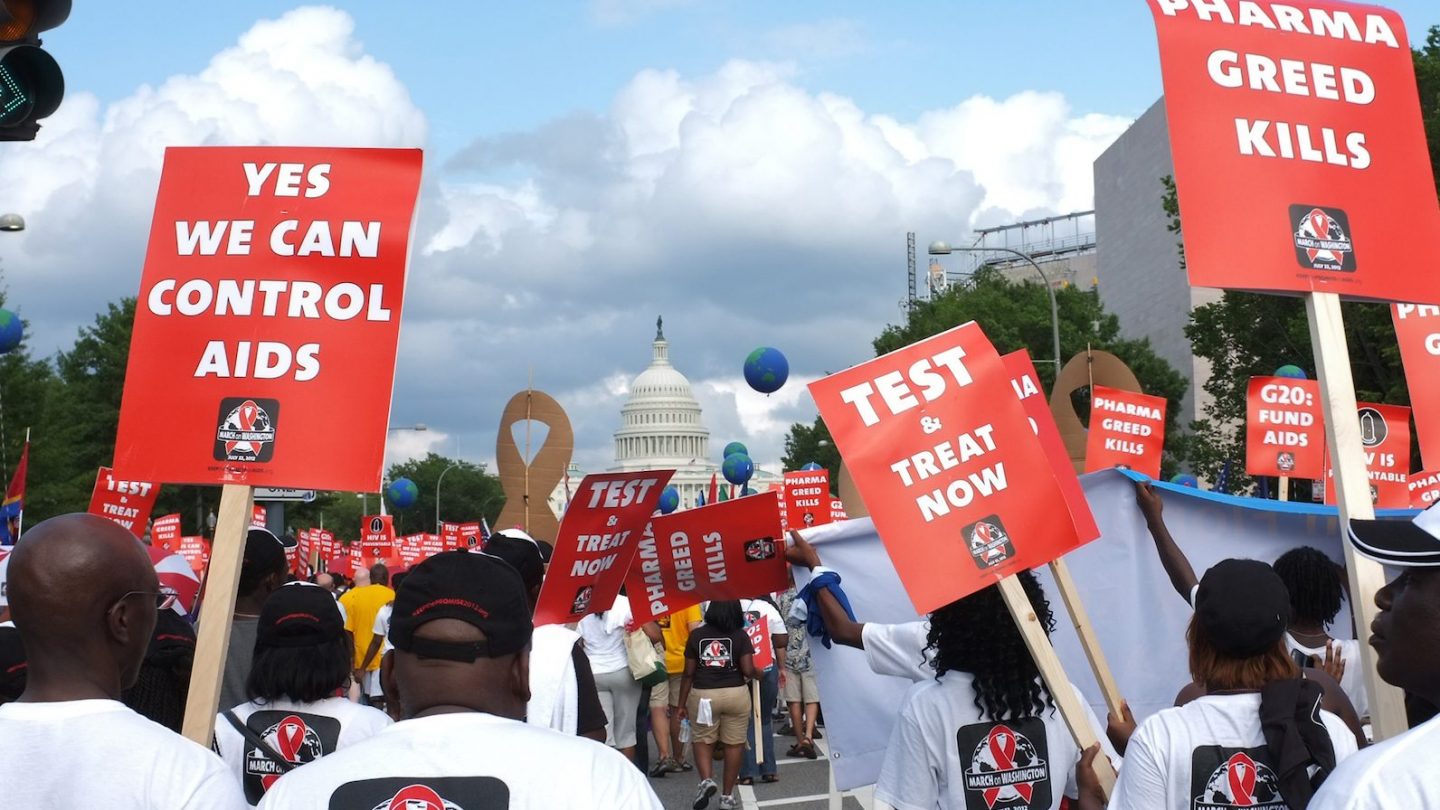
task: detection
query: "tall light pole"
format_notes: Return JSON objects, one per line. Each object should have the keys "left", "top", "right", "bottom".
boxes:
{"left": 928, "top": 241, "right": 1062, "bottom": 372}
{"left": 435, "top": 460, "right": 460, "bottom": 532}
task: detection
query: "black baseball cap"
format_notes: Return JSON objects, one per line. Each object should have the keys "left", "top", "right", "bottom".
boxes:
{"left": 256, "top": 582, "right": 345, "bottom": 649}
{"left": 1195, "top": 558, "right": 1291, "bottom": 657}
{"left": 389, "top": 550, "right": 533, "bottom": 662}
{"left": 147, "top": 609, "right": 196, "bottom": 660}
{"left": 1348, "top": 503, "right": 1440, "bottom": 567}
{"left": 484, "top": 533, "right": 546, "bottom": 593}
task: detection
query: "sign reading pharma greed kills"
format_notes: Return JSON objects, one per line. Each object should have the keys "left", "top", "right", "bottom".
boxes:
{"left": 1002, "top": 351, "right": 1100, "bottom": 543}
{"left": 1392, "top": 304, "right": 1440, "bottom": 468}
{"left": 1324, "top": 402, "right": 1411, "bottom": 508}
{"left": 783, "top": 470, "right": 832, "bottom": 530}
{"left": 151, "top": 513, "right": 182, "bottom": 552}
{"left": 87, "top": 467, "right": 160, "bottom": 538}
{"left": 113, "top": 148, "right": 424, "bottom": 492}
{"left": 624, "top": 492, "right": 787, "bottom": 626}
{"left": 1084, "top": 385, "right": 1168, "bottom": 479}
{"left": 533, "top": 470, "right": 674, "bottom": 627}
{"left": 1408, "top": 470, "right": 1440, "bottom": 508}
{"left": 1246, "top": 377, "right": 1325, "bottom": 478}
{"left": 808, "top": 322, "right": 1084, "bottom": 614}
{"left": 1146, "top": 1, "right": 1440, "bottom": 300}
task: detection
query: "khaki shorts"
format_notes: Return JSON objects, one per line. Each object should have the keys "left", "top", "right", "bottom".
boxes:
{"left": 649, "top": 673, "right": 685, "bottom": 708}
{"left": 782, "top": 668, "right": 819, "bottom": 704}
{"left": 687, "top": 685, "right": 751, "bottom": 746}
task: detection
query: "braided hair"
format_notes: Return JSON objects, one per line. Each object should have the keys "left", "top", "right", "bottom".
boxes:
{"left": 925, "top": 570, "right": 1056, "bottom": 721}
{"left": 1272, "top": 547, "right": 1344, "bottom": 627}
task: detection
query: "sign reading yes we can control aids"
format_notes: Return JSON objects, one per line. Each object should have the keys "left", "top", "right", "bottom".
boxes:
{"left": 808, "top": 322, "right": 1087, "bottom": 614}
{"left": 113, "top": 148, "right": 423, "bottom": 492}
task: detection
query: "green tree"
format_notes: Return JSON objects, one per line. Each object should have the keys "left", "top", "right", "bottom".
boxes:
{"left": 356, "top": 453, "right": 507, "bottom": 537}
{"left": 780, "top": 416, "right": 840, "bottom": 486}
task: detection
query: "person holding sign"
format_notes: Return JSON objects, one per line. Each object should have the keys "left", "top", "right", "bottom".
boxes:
{"left": 678, "top": 599, "right": 759, "bottom": 810}
{"left": 738, "top": 596, "right": 787, "bottom": 785}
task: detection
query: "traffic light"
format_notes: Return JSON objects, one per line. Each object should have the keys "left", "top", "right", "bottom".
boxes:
{"left": 0, "top": 0, "right": 68, "bottom": 142}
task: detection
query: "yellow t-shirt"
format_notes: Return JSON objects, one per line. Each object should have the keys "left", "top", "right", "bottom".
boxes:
{"left": 659, "top": 604, "right": 704, "bottom": 674}
{"left": 340, "top": 584, "right": 395, "bottom": 670}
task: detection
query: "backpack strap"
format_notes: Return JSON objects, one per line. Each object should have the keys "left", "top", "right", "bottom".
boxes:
{"left": 221, "top": 709, "right": 297, "bottom": 773}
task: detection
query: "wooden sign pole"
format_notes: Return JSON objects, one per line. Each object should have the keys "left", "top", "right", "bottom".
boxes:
{"left": 1278, "top": 475, "right": 1290, "bottom": 502}
{"left": 752, "top": 679, "right": 764, "bottom": 765}
{"left": 181, "top": 483, "right": 255, "bottom": 745}
{"left": 1305, "top": 292, "right": 1407, "bottom": 741}
{"left": 1047, "top": 558, "right": 1125, "bottom": 718}
{"left": 998, "top": 574, "right": 1116, "bottom": 797}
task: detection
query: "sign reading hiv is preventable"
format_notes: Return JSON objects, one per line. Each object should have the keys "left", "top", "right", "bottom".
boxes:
{"left": 113, "top": 147, "right": 424, "bottom": 492}
{"left": 87, "top": 467, "right": 160, "bottom": 538}
{"left": 1246, "top": 376, "right": 1325, "bottom": 478}
{"left": 1146, "top": 1, "right": 1440, "bottom": 300}
{"left": 359, "top": 514, "right": 397, "bottom": 559}
{"left": 783, "top": 470, "right": 832, "bottom": 530}
{"left": 1084, "top": 385, "right": 1168, "bottom": 479}
{"left": 808, "top": 322, "right": 1086, "bottom": 614}
{"left": 532, "top": 470, "right": 674, "bottom": 627}
{"left": 625, "top": 492, "right": 788, "bottom": 626}
{"left": 1323, "top": 402, "right": 1411, "bottom": 508}
{"left": 1391, "top": 304, "right": 1440, "bottom": 468}
{"left": 1002, "top": 351, "right": 1100, "bottom": 542}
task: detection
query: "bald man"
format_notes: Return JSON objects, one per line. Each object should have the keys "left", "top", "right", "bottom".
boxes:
{"left": 0, "top": 514, "right": 245, "bottom": 809}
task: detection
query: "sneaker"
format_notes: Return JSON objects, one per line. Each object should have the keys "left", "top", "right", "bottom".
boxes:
{"left": 718, "top": 795, "right": 739, "bottom": 810}
{"left": 693, "top": 778, "right": 718, "bottom": 809}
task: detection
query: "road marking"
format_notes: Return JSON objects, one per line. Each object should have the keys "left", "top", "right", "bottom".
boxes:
{"left": 757, "top": 794, "right": 833, "bottom": 807}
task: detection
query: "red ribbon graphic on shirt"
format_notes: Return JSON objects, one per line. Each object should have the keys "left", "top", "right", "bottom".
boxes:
{"left": 982, "top": 725, "right": 1033, "bottom": 806}
{"left": 1226, "top": 752, "right": 1257, "bottom": 806}
{"left": 275, "top": 716, "right": 308, "bottom": 762}
{"left": 387, "top": 784, "right": 448, "bottom": 810}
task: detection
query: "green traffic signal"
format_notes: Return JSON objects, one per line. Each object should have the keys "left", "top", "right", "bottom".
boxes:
{"left": 0, "top": 0, "right": 70, "bottom": 141}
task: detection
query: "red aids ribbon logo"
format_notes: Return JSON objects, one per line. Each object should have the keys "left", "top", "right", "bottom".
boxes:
{"left": 984, "top": 725, "right": 1033, "bottom": 807}
{"left": 387, "top": 784, "right": 449, "bottom": 810}
{"left": 1226, "top": 752, "right": 1257, "bottom": 806}
{"left": 275, "top": 716, "right": 307, "bottom": 762}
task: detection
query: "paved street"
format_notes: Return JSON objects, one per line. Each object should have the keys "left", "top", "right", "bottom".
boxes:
{"left": 641, "top": 736, "right": 874, "bottom": 810}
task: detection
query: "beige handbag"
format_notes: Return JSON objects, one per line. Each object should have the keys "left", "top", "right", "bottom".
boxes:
{"left": 626, "top": 630, "right": 667, "bottom": 686}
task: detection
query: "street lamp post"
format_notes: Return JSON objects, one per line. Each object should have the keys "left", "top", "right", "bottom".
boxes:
{"left": 928, "top": 241, "right": 1063, "bottom": 372}
{"left": 435, "top": 460, "right": 460, "bottom": 532}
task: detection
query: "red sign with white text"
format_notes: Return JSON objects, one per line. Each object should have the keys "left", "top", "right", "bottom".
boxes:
{"left": 533, "top": 471, "right": 674, "bottom": 627}
{"left": 625, "top": 493, "right": 787, "bottom": 626}
{"left": 1147, "top": 1, "right": 1440, "bottom": 300}
{"left": 1084, "top": 385, "right": 1168, "bottom": 479}
{"left": 1002, "top": 351, "right": 1100, "bottom": 543}
{"left": 177, "top": 535, "right": 210, "bottom": 574}
{"left": 1392, "top": 304, "right": 1440, "bottom": 468}
{"left": 1324, "top": 402, "right": 1411, "bottom": 508}
{"left": 829, "top": 499, "right": 848, "bottom": 522}
{"left": 783, "top": 470, "right": 832, "bottom": 530}
{"left": 113, "top": 147, "right": 424, "bottom": 491}
{"left": 87, "top": 467, "right": 160, "bottom": 538}
{"left": 251, "top": 504, "right": 268, "bottom": 530}
{"left": 743, "top": 610, "right": 774, "bottom": 670}
{"left": 1408, "top": 470, "right": 1440, "bottom": 509}
{"left": 810, "top": 323, "right": 1086, "bottom": 613}
{"left": 151, "top": 513, "right": 182, "bottom": 552}
{"left": 1246, "top": 377, "right": 1325, "bottom": 478}
{"left": 359, "top": 514, "right": 396, "bottom": 558}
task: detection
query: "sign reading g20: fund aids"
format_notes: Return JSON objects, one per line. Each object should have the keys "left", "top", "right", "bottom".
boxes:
{"left": 809, "top": 322, "right": 1088, "bottom": 614}
{"left": 113, "top": 148, "right": 424, "bottom": 492}
{"left": 1246, "top": 376, "right": 1325, "bottom": 478}
{"left": 1147, "top": 1, "right": 1440, "bottom": 300}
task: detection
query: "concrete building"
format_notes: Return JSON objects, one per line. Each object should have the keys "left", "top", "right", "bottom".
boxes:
{"left": 1093, "top": 98, "right": 1220, "bottom": 429}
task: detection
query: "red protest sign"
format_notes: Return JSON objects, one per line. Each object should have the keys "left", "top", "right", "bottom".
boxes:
{"left": 1408, "top": 470, "right": 1440, "bottom": 509}
{"left": 1084, "top": 385, "right": 1168, "bottom": 479}
{"left": 1146, "top": 1, "right": 1440, "bottom": 300}
{"left": 87, "top": 467, "right": 159, "bottom": 538}
{"left": 1392, "top": 304, "right": 1440, "bottom": 468}
{"left": 809, "top": 322, "right": 1086, "bottom": 614}
{"left": 360, "top": 515, "right": 396, "bottom": 558}
{"left": 625, "top": 493, "right": 787, "bottom": 626}
{"left": 783, "top": 470, "right": 831, "bottom": 530}
{"left": 743, "top": 611, "right": 774, "bottom": 670}
{"left": 113, "top": 147, "right": 424, "bottom": 492}
{"left": 1324, "top": 402, "right": 1411, "bottom": 508}
{"left": 151, "top": 513, "right": 182, "bottom": 553}
{"left": 459, "top": 522, "right": 482, "bottom": 549}
{"left": 533, "top": 471, "right": 674, "bottom": 626}
{"left": 829, "top": 498, "right": 847, "bottom": 522}
{"left": 176, "top": 535, "right": 210, "bottom": 574}
{"left": 1002, "top": 351, "right": 1100, "bottom": 542}
{"left": 251, "top": 504, "right": 267, "bottom": 530}
{"left": 1246, "top": 377, "right": 1325, "bottom": 478}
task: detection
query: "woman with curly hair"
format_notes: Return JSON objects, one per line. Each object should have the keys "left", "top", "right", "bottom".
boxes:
{"left": 875, "top": 571, "right": 1113, "bottom": 810}
{"left": 1273, "top": 547, "right": 1367, "bottom": 720}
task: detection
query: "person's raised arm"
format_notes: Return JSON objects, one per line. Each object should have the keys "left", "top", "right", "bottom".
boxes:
{"left": 1135, "top": 481, "right": 1199, "bottom": 602}
{"left": 785, "top": 531, "right": 865, "bottom": 649}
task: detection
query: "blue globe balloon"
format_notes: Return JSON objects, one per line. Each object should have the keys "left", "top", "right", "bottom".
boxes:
{"left": 386, "top": 477, "right": 419, "bottom": 508}
{"left": 1170, "top": 474, "right": 1199, "bottom": 489}
{"left": 800, "top": 462, "right": 823, "bottom": 471}
{"left": 1274, "top": 364, "right": 1308, "bottom": 380}
{"left": 0, "top": 310, "right": 23, "bottom": 354}
{"left": 722, "top": 453, "right": 754, "bottom": 486}
{"left": 741, "top": 485, "right": 756, "bottom": 497}
{"left": 658, "top": 485, "right": 680, "bottom": 515}
{"left": 744, "top": 347, "right": 789, "bottom": 394}
{"left": 722, "top": 442, "right": 748, "bottom": 460}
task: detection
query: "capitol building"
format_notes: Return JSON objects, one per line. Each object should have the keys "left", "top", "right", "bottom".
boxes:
{"left": 549, "top": 318, "right": 779, "bottom": 514}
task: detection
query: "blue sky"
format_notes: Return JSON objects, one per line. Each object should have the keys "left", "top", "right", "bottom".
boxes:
{"left": 11, "top": 1, "right": 1440, "bottom": 476}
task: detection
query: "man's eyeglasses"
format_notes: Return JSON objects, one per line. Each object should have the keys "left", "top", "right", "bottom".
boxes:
{"left": 110, "top": 590, "right": 178, "bottom": 614}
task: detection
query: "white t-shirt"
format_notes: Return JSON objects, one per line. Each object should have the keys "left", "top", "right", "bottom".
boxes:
{"left": 0, "top": 699, "right": 246, "bottom": 809}
{"left": 740, "top": 598, "right": 786, "bottom": 670}
{"left": 373, "top": 603, "right": 393, "bottom": 656}
{"left": 1284, "top": 634, "right": 1368, "bottom": 720}
{"left": 257, "top": 711, "right": 663, "bottom": 809}
{"left": 1112, "top": 692, "right": 1358, "bottom": 810}
{"left": 215, "top": 695, "right": 392, "bottom": 806}
{"left": 876, "top": 672, "right": 1112, "bottom": 810}
{"left": 578, "top": 594, "right": 632, "bottom": 675}
{"left": 862, "top": 620, "right": 933, "bottom": 681}
{"left": 1309, "top": 713, "right": 1440, "bottom": 809}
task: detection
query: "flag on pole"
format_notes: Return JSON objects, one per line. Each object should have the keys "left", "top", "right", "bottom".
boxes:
{"left": 707, "top": 473, "right": 718, "bottom": 506}
{"left": 1, "top": 443, "right": 29, "bottom": 545}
